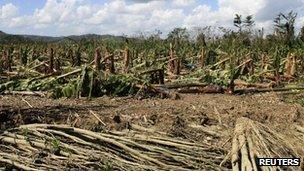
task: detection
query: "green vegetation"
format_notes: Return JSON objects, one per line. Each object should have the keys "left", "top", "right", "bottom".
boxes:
{"left": 1, "top": 11, "right": 304, "bottom": 98}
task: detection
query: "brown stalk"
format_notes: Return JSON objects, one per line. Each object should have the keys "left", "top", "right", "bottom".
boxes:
{"left": 168, "top": 43, "right": 175, "bottom": 74}
{"left": 94, "top": 48, "right": 102, "bottom": 71}
{"left": 200, "top": 48, "right": 206, "bottom": 68}
{"left": 48, "top": 48, "right": 54, "bottom": 74}
{"left": 124, "top": 47, "right": 130, "bottom": 73}
{"left": 174, "top": 58, "right": 181, "bottom": 75}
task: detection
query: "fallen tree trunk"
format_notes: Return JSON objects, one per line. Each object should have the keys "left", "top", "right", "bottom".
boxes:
{"left": 2, "top": 91, "right": 47, "bottom": 97}
{"left": 234, "top": 86, "right": 304, "bottom": 94}
{"left": 153, "top": 82, "right": 208, "bottom": 89}
{"left": 135, "top": 84, "right": 180, "bottom": 99}
{"left": 177, "top": 85, "right": 224, "bottom": 94}
{"left": 234, "top": 79, "right": 276, "bottom": 88}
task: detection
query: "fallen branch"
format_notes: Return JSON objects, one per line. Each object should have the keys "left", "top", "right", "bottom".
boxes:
{"left": 188, "top": 124, "right": 222, "bottom": 137}
{"left": 21, "top": 98, "right": 33, "bottom": 108}
{"left": 234, "top": 86, "right": 304, "bottom": 94}
{"left": 234, "top": 79, "right": 276, "bottom": 88}
{"left": 2, "top": 91, "right": 47, "bottom": 97}
{"left": 177, "top": 85, "right": 224, "bottom": 94}
{"left": 89, "top": 110, "right": 106, "bottom": 127}
{"left": 56, "top": 68, "right": 83, "bottom": 79}
{"left": 153, "top": 82, "right": 208, "bottom": 89}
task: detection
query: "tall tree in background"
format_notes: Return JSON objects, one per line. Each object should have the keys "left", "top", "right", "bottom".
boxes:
{"left": 274, "top": 11, "right": 297, "bottom": 46}
{"left": 167, "top": 27, "right": 190, "bottom": 58}
{"left": 234, "top": 14, "right": 243, "bottom": 32}
{"left": 233, "top": 14, "right": 255, "bottom": 47}
{"left": 167, "top": 28, "right": 189, "bottom": 47}
{"left": 233, "top": 14, "right": 255, "bottom": 32}
{"left": 244, "top": 15, "right": 255, "bottom": 29}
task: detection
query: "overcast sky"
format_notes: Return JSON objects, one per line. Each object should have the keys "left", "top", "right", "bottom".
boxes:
{"left": 0, "top": 0, "right": 304, "bottom": 36}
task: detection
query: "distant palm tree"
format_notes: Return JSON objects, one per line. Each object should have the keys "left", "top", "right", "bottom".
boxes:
{"left": 233, "top": 14, "right": 255, "bottom": 32}
{"left": 234, "top": 14, "right": 243, "bottom": 32}
{"left": 274, "top": 11, "right": 297, "bottom": 45}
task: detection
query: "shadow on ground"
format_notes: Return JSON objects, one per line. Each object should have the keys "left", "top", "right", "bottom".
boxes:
{"left": 0, "top": 104, "right": 115, "bottom": 131}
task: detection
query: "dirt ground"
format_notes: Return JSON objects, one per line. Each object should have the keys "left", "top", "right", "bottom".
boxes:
{"left": 1, "top": 92, "right": 304, "bottom": 152}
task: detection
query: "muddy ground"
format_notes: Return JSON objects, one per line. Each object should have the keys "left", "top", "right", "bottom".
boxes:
{"left": 1, "top": 92, "right": 304, "bottom": 153}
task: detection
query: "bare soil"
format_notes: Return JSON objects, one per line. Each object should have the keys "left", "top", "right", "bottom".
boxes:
{"left": 1, "top": 92, "right": 304, "bottom": 152}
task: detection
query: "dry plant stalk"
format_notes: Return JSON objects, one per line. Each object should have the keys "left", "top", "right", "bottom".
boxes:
{"left": 124, "top": 47, "right": 130, "bottom": 73}
{"left": 109, "top": 54, "right": 115, "bottom": 73}
{"left": 285, "top": 52, "right": 297, "bottom": 77}
{"left": 245, "top": 56, "right": 254, "bottom": 75}
{"left": 48, "top": 48, "right": 54, "bottom": 74}
{"left": 7, "top": 50, "right": 12, "bottom": 72}
{"left": 75, "top": 47, "right": 81, "bottom": 66}
{"left": 54, "top": 57, "right": 61, "bottom": 72}
{"left": 105, "top": 50, "right": 115, "bottom": 73}
{"left": 231, "top": 117, "right": 301, "bottom": 171}
{"left": 260, "top": 53, "right": 269, "bottom": 71}
{"left": 240, "top": 58, "right": 254, "bottom": 75}
{"left": 94, "top": 48, "right": 102, "bottom": 71}
{"left": 0, "top": 124, "right": 229, "bottom": 171}
{"left": 174, "top": 58, "right": 181, "bottom": 75}
{"left": 200, "top": 47, "right": 206, "bottom": 68}
{"left": 168, "top": 43, "right": 175, "bottom": 74}
{"left": 2, "top": 50, "right": 12, "bottom": 71}
{"left": 158, "top": 69, "right": 165, "bottom": 84}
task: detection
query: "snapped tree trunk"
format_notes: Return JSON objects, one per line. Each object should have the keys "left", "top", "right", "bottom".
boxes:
{"left": 2, "top": 50, "right": 12, "bottom": 72}
{"left": 75, "top": 47, "right": 81, "bottom": 66}
{"left": 158, "top": 69, "right": 165, "bottom": 84}
{"left": 124, "top": 47, "right": 130, "bottom": 73}
{"left": 168, "top": 43, "right": 175, "bottom": 74}
{"left": 94, "top": 48, "right": 101, "bottom": 71}
{"left": 200, "top": 47, "right": 206, "bottom": 68}
{"left": 174, "top": 58, "right": 181, "bottom": 75}
{"left": 109, "top": 54, "right": 115, "bottom": 74}
{"left": 48, "top": 48, "right": 54, "bottom": 74}
{"left": 285, "top": 52, "right": 296, "bottom": 77}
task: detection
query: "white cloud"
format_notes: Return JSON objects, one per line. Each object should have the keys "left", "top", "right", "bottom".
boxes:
{"left": 184, "top": 0, "right": 266, "bottom": 28}
{"left": 218, "top": 0, "right": 265, "bottom": 15}
{"left": 33, "top": 0, "right": 79, "bottom": 24}
{"left": 76, "top": 5, "right": 91, "bottom": 19}
{"left": 9, "top": 16, "right": 32, "bottom": 27}
{"left": 125, "top": 1, "right": 164, "bottom": 14}
{"left": 172, "top": 0, "right": 197, "bottom": 7}
{"left": 184, "top": 0, "right": 304, "bottom": 33}
{"left": 255, "top": 0, "right": 303, "bottom": 21}
{"left": 0, "top": 3, "right": 19, "bottom": 19}
{"left": 85, "top": 0, "right": 168, "bottom": 33}
{"left": 1, "top": 0, "right": 304, "bottom": 36}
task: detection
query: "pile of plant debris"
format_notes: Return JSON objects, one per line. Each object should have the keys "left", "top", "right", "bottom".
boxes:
{"left": 0, "top": 124, "right": 229, "bottom": 171}
{"left": 0, "top": 117, "right": 303, "bottom": 170}
{"left": 0, "top": 66, "right": 172, "bottom": 99}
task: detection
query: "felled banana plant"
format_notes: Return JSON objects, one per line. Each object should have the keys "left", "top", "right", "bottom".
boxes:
{"left": 0, "top": 64, "right": 149, "bottom": 98}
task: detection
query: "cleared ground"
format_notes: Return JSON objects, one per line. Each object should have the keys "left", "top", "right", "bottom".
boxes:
{"left": 1, "top": 92, "right": 304, "bottom": 170}
{"left": 1, "top": 92, "right": 304, "bottom": 145}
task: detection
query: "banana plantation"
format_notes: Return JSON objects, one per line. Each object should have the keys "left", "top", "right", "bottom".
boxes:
{"left": 1, "top": 12, "right": 304, "bottom": 170}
